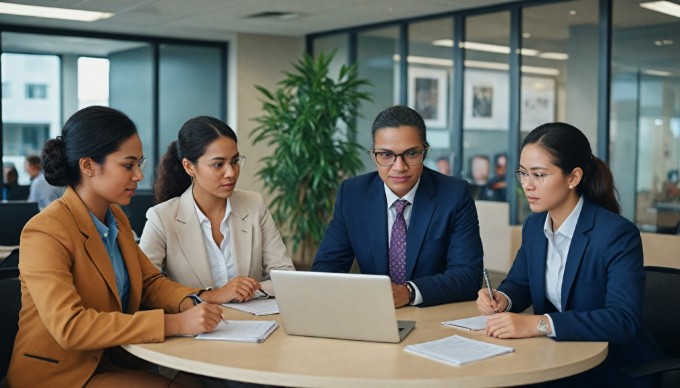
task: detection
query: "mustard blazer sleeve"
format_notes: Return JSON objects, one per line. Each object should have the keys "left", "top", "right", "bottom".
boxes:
{"left": 7, "top": 188, "right": 199, "bottom": 387}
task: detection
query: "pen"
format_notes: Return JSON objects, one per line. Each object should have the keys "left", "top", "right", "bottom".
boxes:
{"left": 483, "top": 268, "right": 497, "bottom": 313}
{"left": 188, "top": 293, "right": 228, "bottom": 323}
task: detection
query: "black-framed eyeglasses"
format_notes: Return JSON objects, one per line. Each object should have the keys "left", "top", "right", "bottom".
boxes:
{"left": 368, "top": 145, "right": 430, "bottom": 167}
{"left": 199, "top": 155, "right": 247, "bottom": 177}
{"left": 514, "top": 169, "right": 556, "bottom": 187}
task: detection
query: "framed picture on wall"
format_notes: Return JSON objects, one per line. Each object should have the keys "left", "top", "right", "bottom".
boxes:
{"left": 521, "top": 76, "right": 556, "bottom": 131}
{"left": 464, "top": 69, "right": 509, "bottom": 130}
{"left": 408, "top": 67, "right": 448, "bottom": 128}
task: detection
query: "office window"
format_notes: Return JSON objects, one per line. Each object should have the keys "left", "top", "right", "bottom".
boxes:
{"left": 611, "top": 0, "right": 680, "bottom": 234}
{"left": 2, "top": 82, "right": 9, "bottom": 98}
{"left": 408, "top": 17, "right": 454, "bottom": 177}
{"left": 356, "top": 27, "right": 400, "bottom": 172}
{"left": 462, "top": 11, "right": 510, "bottom": 204}
{"left": 25, "top": 83, "right": 48, "bottom": 99}
{"left": 78, "top": 57, "right": 109, "bottom": 108}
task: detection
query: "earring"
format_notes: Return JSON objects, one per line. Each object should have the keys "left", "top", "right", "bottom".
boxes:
{"left": 88, "top": 172, "right": 93, "bottom": 177}
{"left": 569, "top": 185, "right": 574, "bottom": 189}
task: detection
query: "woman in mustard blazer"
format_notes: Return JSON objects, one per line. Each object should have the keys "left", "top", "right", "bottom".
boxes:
{"left": 6, "top": 106, "right": 233, "bottom": 387}
{"left": 139, "top": 116, "right": 294, "bottom": 300}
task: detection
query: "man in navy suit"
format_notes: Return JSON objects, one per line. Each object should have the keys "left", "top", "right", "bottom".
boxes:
{"left": 312, "top": 105, "right": 483, "bottom": 307}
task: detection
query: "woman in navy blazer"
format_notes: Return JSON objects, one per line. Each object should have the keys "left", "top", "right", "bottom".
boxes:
{"left": 477, "top": 122, "right": 662, "bottom": 387}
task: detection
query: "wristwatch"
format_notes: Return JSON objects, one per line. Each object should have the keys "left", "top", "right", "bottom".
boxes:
{"left": 405, "top": 282, "right": 416, "bottom": 305}
{"left": 537, "top": 318, "right": 548, "bottom": 335}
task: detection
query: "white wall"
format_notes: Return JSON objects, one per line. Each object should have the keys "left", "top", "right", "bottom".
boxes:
{"left": 233, "top": 33, "right": 304, "bottom": 200}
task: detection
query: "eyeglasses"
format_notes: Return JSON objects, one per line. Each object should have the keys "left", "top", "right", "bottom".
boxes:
{"left": 368, "top": 146, "right": 429, "bottom": 167}
{"left": 200, "top": 155, "right": 246, "bottom": 177}
{"left": 125, "top": 157, "right": 147, "bottom": 174}
{"left": 515, "top": 169, "right": 556, "bottom": 187}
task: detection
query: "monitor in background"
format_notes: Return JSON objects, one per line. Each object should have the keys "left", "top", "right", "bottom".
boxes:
{"left": 271, "top": 270, "right": 415, "bottom": 343}
{"left": 0, "top": 201, "right": 39, "bottom": 246}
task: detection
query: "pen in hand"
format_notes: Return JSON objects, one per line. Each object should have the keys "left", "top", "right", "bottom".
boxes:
{"left": 188, "top": 293, "right": 228, "bottom": 324}
{"left": 483, "top": 268, "right": 497, "bottom": 313}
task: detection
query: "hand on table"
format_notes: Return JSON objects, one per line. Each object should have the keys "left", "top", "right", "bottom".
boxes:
{"left": 485, "top": 313, "right": 550, "bottom": 339}
{"left": 205, "top": 276, "right": 262, "bottom": 303}
{"left": 392, "top": 283, "right": 410, "bottom": 308}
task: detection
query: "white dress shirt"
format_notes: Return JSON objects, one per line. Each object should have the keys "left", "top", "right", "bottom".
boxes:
{"left": 384, "top": 180, "right": 423, "bottom": 305}
{"left": 194, "top": 198, "right": 237, "bottom": 287}
{"left": 541, "top": 196, "right": 584, "bottom": 337}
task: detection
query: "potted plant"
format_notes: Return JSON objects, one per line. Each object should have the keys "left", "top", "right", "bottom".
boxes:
{"left": 251, "top": 52, "right": 372, "bottom": 267}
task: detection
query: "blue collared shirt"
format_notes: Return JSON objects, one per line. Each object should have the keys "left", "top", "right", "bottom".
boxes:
{"left": 90, "top": 209, "right": 130, "bottom": 312}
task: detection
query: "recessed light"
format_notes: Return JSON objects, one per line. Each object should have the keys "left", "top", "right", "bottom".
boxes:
{"left": 0, "top": 2, "right": 113, "bottom": 22}
{"left": 569, "top": 10, "right": 577, "bottom": 15}
{"left": 640, "top": 1, "right": 680, "bottom": 18}
{"left": 522, "top": 32, "right": 531, "bottom": 39}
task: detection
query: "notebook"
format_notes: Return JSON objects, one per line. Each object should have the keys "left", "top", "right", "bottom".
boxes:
{"left": 270, "top": 270, "right": 415, "bottom": 343}
{"left": 196, "top": 320, "right": 278, "bottom": 343}
{"left": 442, "top": 315, "right": 488, "bottom": 331}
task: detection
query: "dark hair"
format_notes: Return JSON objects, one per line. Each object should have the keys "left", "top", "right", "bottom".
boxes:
{"left": 154, "top": 116, "right": 237, "bottom": 204}
{"left": 25, "top": 155, "right": 41, "bottom": 167}
{"left": 371, "top": 105, "right": 427, "bottom": 144}
{"left": 522, "top": 122, "right": 620, "bottom": 214}
{"left": 41, "top": 106, "right": 138, "bottom": 187}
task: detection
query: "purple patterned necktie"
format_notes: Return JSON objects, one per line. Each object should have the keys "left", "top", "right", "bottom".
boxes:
{"left": 389, "top": 199, "right": 409, "bottom": 285}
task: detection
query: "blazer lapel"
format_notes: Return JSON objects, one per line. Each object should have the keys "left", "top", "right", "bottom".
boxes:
{"left": 366, "top": 176, "right": 389, "bottom": 274}
{"left": 63, "top": 188, "right": 120, "bottom": 308}
{"left": 175, "top": 187, "right": 215, "bottom": 287}
{"left": 406, "top": 172, "right": 436, "bottom": 280}
{"left": 560, "top": 198, "right": 595, "bottom": 311}
{"left": 228, "top": 193, "right": 252, "bottom": 276}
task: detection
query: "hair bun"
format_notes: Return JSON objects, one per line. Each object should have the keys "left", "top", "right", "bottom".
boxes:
{"left": 41, "top": 137, "right": 70, "bottom": 186}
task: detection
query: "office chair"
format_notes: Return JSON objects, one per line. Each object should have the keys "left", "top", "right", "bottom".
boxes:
{"left": 0, "top": 202, "right": 39, "bottom": 246}
{"left": 623, "top": 266, "right": 680, "bottom": 387}
{"left": 0, "top": 268, "right": 20, "bottom": 382}
{"left": 122, "top": 191, "right": 154, "bottom": 238}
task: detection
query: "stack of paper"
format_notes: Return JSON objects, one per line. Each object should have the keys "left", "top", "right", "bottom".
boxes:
{"left": 442, "top": 315, "right": 488, "bottom": 331}
{"left": 404, "top": 335, "right": 514, "bottom": 366}
{"left": 223, "top": 298, "right": 279, "bottom": 316}
{"left": 196, "top": 320, "right": 278, "bottom": 343}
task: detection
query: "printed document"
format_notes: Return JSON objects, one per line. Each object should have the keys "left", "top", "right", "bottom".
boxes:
{"left": 442, "top": 315, "right": 488, "bottom": 331}
{"left": 223, "top": 298, "right": 279, "bottom": 316}
{"left": 404, "top": 335, "right": 514, "bottom": 366}
{"left": 196, "top": 320, "right": 278, "bottom": 343}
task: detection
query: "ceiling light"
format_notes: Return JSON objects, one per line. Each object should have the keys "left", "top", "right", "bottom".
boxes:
{"left": 538, "top": 52, "right": 569, "bottom": 60}
{"left": 432, "top": 39, "right": 454, "bottom": 47}
{"left": 644, "top": 69, "right": 672, "bottom": 76}
{"left": 569, "top": 10, "right": 577, "bottom": 15}
{"left": 462, "top": 41, "right": 510, "bottom": 54}
{"left": 392, "top": 55, "right": 559, "bottom": 75}
{"left": 0, "top": 2, "right": 113, "bottom": 22}
{"left": 640, "top": 1, "right": 680, "bottom": 18}
{"left": 522, "top": 32, "right": 532, "bottom": 39}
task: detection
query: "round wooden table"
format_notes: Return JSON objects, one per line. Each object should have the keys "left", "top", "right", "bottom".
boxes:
{"left": 124, "top": 301, "right": 607, "bottom": 387}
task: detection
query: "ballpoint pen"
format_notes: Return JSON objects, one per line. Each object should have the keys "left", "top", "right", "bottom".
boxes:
{"left": 188, "top": 293, "right": 228, "bottom": 323}
{"left": 483, "top": 268, "right": 497, "bottom": 313}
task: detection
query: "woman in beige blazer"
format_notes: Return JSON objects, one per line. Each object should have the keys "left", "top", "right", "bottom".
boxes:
{"left": 139, "top": 116, "right": 294, "bottom": 300}
{"left": 6, "top": 106, "right": 231, "bottom": 387}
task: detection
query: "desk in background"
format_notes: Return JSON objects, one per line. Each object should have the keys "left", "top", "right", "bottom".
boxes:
{"left": 124, "top": 301, "right": 607, "bottom": 387}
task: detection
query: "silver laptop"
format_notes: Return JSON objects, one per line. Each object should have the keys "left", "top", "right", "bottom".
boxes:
{"left": 270, "top": 270, "right": 416, "bottom": 343}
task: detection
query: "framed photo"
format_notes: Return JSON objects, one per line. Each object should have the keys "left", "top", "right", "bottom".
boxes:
{"left": 408, "top": 67, "right": 448, "bottom": 128}
{"left": 464, "top": 70, "right": 509, "bottom": 130}
{"left": 521, "top": 76, "right": 556, "bottom": 131}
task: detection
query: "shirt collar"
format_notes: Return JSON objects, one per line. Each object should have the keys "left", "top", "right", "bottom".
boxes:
{"left": 543, "top": 195, "right": 584, "bottom": 238}
{"left": 89, "top": 208, "right": 118, "bottom": 240}
{"left": 194, "top": 197, "right": 232, "bottom": 228}
{"left": 384, "top": 179, "right": 420, "bottom": 208}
